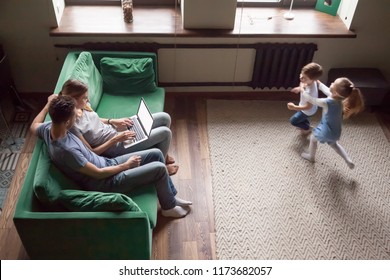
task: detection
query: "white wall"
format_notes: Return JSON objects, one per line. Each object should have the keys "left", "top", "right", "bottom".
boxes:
{"left": 0, "top": 0, "right": 63, "bottom": 93}
{"left": 338, "top": 0, "right": 358, "bottom": 28}
{"left": 0, "top": 0, "right": 389, "bottom": 94}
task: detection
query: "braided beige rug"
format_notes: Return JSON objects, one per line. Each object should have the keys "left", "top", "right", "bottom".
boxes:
{"left": 207, "top": 100, "right": 390, "bottom": 259}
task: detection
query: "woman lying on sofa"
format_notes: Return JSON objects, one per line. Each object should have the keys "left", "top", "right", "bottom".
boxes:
{"left": 30, "top": 95, "right": 191, "bottom": 218}
{"left": 59, "top": 79, "right": 179, "bottom": 176}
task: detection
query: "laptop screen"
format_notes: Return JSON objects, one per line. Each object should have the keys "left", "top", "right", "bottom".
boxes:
{"left": 138, "top": 98, "right": 154, "bottom": 136}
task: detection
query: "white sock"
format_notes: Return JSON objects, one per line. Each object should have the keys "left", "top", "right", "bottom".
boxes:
{"left": 161, "top": 206, "right": 189, "bottom": 218}
{"left": 301, "top": 134, "right": 317, "bottom": 162}
{"left": 175, "top": 197, "right": 192, "bottom": 206}
{"left": 329, "top": 142, "right": 355, "bottom": 169}
{"left": 301, "top": 152, "right": 315, "bottom": 162}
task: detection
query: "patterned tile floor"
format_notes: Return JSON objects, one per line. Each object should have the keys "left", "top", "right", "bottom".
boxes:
{"left": 0, "top": 118, "right": 28, "bottom": 210}
{"left": 0, "top": 169, "right": 15, "bottom": 208}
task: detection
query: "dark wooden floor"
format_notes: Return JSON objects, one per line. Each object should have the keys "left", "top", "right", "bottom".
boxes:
{"left": 0, "top": 93, "right": 389, "bottom": 260}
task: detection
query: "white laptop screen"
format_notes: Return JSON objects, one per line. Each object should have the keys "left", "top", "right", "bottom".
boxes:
{"left": 138, "top": 99, "right": 154, "bottom": 136}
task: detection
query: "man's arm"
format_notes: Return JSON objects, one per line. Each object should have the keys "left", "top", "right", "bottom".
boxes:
{"left": 30, "top": 94, "right": 56, "bottom": 135}
{"left": 78, "top": 155, "right": 141, "bottom": 180}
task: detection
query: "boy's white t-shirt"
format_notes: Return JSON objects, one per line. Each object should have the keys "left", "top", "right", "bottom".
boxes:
{"left": 299, "top": 82, "right": 318, "bottom": 116}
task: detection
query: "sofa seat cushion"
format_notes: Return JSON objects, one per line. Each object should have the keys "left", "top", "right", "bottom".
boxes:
{"left": 100, "top": 57, "right": 158, "bottom": 94}
{"left": 67, "top": 51, "right": 103, "bottom": 110}
{"left": 59, "top": 190, "right": 141, "bottom": 212}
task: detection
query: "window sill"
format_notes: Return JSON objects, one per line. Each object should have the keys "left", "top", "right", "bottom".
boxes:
{"left": 50, "top": 5, "right": 356, "bottom": 38}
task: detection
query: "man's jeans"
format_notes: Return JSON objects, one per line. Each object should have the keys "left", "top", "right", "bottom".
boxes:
{"left": 88, "top": 148, "right": 177, "bottom": 210}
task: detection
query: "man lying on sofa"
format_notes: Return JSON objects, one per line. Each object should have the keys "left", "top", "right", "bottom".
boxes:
{"left": 30, "top": 95, "right": 192, "bottom": 218}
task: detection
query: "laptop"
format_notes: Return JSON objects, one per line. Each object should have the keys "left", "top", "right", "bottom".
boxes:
{"left": 123, "top": 98, "right": 154, "bottom": 148}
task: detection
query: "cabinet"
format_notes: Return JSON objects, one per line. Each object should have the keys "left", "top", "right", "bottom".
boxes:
{"left": 327, "top": 68, "right": 390, "bottom": 109}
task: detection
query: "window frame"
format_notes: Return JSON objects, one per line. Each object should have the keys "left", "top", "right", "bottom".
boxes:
{"left": 65, "top": 0, "right": 317, "bottom": 8}
{"left": 66, "top": 0, "right": 176, "bottom": 5}
{"left": 237, "top": 0, "right": 317, "bottom": 8}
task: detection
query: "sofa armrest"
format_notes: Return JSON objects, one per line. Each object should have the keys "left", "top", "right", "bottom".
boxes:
{"left": 14, "top": 211, "right": 153, "bottom": 259}
{"left": 14, "top": 139, "right": 157, "bottom": 259}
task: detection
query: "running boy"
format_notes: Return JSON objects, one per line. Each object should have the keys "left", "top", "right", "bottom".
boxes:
{"left": 287, "top": 62, "right": 323, "bottom": 134}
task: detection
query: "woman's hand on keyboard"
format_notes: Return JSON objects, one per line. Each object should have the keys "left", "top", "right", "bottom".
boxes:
{"left": 115, "top": 131, "right": 136, "bottom": 143}
{"left": 111, "top": 118, "right": 133, "bottom": 130}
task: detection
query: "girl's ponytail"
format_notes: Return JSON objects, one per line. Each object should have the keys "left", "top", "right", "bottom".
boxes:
{"left": 336, "top": 77, "right": 365, "bottom": 119}
{"left": 342, "top": 87, "right": 365, "bottom": 119}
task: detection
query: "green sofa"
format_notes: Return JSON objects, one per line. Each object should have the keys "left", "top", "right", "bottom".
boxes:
{"left": 13, "top": 51, "right": 165, "bottom": 259}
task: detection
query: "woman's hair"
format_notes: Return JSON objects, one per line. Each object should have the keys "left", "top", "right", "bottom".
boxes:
{"left": 302, "top": 62, "right": 323, "bottom": 80}
{"left": 49, "top": 95, "right": 76, "bottom": 124}
{"left": 334, "top": 77, "right": 365, "bottom": 119}
{"left": 58, "top": 79, "right": 93, "bottom": 111}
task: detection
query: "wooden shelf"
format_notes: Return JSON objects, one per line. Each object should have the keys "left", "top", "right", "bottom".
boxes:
{"left": 50, "top": 6, "right": 356, "bottom": 38}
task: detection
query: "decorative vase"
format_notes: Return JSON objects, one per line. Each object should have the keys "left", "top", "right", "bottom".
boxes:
{"left": 121, "top": 0, "right": 133, "bottom": 23}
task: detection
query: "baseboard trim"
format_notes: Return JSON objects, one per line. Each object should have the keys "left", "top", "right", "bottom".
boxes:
{"left": 166, "top": 91, "right": 300, "bottom": 101}
{"left": 19, "top": 91, "right": 301, "bottom": 101}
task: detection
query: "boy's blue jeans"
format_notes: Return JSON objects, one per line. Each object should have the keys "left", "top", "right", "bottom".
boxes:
{"left": 289, "top": 111, "right": 311, "bottom": 130}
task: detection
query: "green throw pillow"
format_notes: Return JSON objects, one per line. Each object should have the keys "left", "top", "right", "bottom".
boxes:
{"left": 100, "top": 57, "right": 157, "bottom": 93}
{"left": 59, "top": 190, "right": 141, "bottom": 212}
{"left": 67, "top": 51, "right": 103, "bottom": 110}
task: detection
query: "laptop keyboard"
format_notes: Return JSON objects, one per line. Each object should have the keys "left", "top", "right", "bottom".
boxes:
{"left": 129, "top": 116, "right": 146, "bottom": 141}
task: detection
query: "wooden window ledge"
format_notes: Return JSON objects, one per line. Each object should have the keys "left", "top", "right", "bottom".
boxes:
{"left": 50, "top": 5, "right": 356, "bottom": 38}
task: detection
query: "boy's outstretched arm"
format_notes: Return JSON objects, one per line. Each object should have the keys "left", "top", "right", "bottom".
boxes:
{"left": 30, "top": 94, "right": 56, "bottom": 136}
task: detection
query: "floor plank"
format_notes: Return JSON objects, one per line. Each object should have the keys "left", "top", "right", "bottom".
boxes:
{"left": 152, "top": 95, "right": 215, "bottom": 259}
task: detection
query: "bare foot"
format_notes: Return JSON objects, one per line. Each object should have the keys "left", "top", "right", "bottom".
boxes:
{"left": 167, "top": 164, "right": 179, "bottom": 176}
{"left": 166, "top": 154, "right": 175, "bottom": 164}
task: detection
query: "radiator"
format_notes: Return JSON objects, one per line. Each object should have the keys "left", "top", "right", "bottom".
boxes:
{"left": 251, "top": 43, "right": 318, "bottom": 89}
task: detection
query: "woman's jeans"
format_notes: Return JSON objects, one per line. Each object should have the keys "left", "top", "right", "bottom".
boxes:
{"left": 104, "top": 112, "right": 172, "bottom": 159}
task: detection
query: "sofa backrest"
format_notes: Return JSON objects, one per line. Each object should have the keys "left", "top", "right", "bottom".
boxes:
{"left": 99, "top": 56, "right": 158, "bottom": 94}
{"left": 54, "top": 51, "right": 160, "bottom": 93}
{"left": 32, "top": 143, "right": 81, "bottom": 210}
{"left": 14, "top": 141, "right": 65, "bottom": 212}
{"left": 87, "top": 51, "right": 160, "bottom": 84}
{"left": 52, "top": 51, "right": 162, "bottom": 114}
{"left": 64, "top": 51, "right": 104, "bottom": 110}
